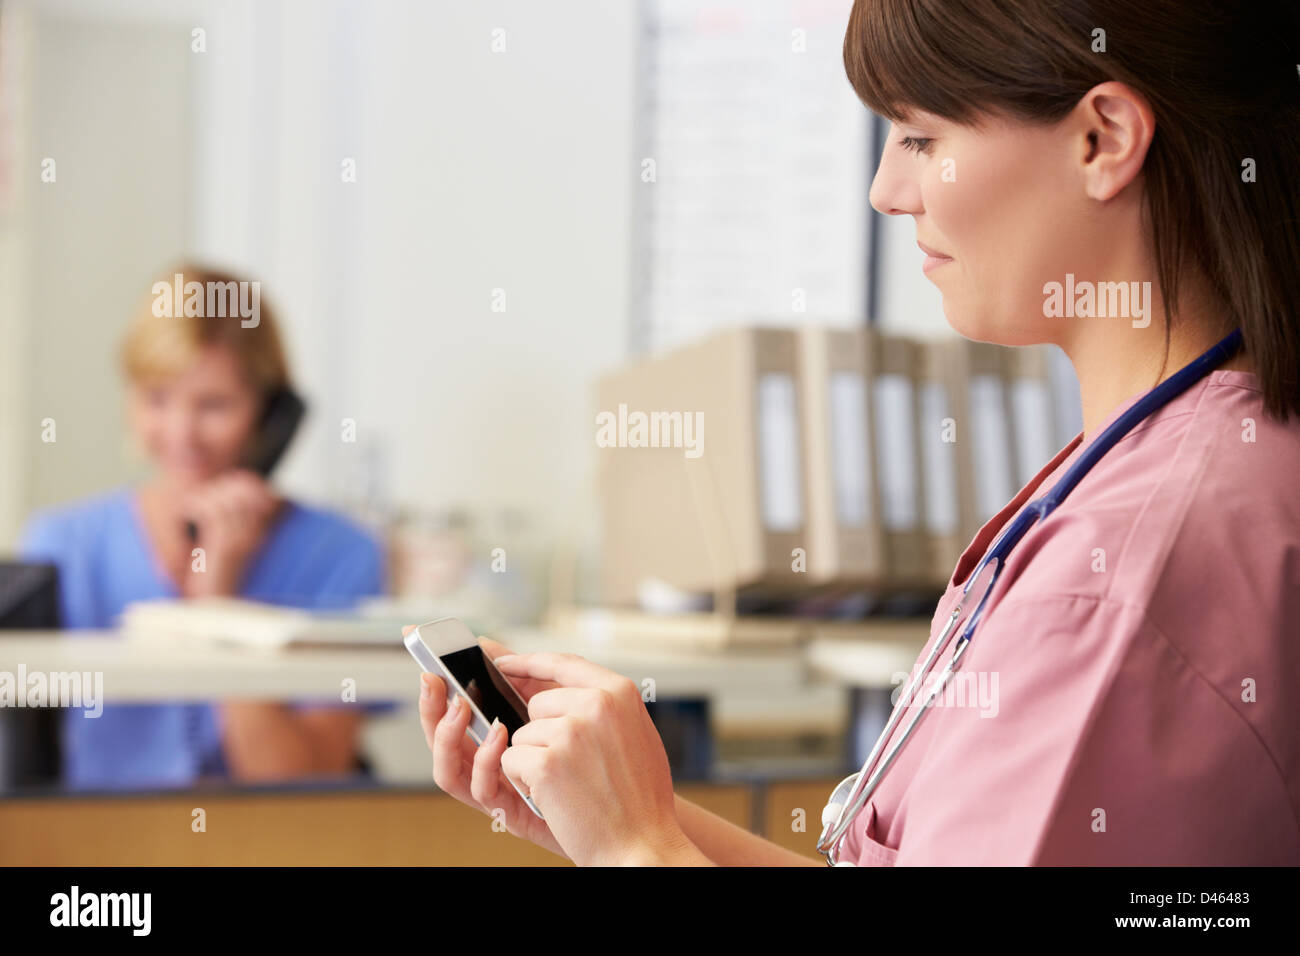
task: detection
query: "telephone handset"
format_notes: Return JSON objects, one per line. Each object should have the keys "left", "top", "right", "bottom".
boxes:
{"left": 241, "top": 386, "right": 307, "bottom": 478}
{"left": 184, "top": 387, "right": 307, "bottom": 542}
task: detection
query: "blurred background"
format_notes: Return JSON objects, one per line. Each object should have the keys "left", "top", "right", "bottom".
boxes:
{"left": 0, "top": 0, "right": 1079, "bottom": 864}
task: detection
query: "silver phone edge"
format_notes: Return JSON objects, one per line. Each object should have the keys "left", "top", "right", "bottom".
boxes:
{"left": 404, "top": 626, "right": 546, "bottom": 821}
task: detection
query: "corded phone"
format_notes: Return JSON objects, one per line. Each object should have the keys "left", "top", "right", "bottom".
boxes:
{"left": 242, "top": 386, "right": 307, "bottom": 478}
{"left": 185, "top": 386, "right": 307, "bottom": 542}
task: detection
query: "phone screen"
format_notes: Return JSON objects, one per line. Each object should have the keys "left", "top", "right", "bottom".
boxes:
{"left": 440, "top": 646, "right": 530, "bottom": 743}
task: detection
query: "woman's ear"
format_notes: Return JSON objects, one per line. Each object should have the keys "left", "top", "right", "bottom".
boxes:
{"left": 1073, "top": 81, "right": 1155, "bottom": 202}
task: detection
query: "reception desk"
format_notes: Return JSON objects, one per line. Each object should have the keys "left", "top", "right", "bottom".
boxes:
{"left": 0, "top": 777, "right": 842, "bottom": 865}
{"left": 0, "top": 620, "right": 925, "bottom": 864}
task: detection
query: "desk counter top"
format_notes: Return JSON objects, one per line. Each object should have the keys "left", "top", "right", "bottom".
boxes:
{"left": 0, "top": 620, "right": 928, "bottom": 704}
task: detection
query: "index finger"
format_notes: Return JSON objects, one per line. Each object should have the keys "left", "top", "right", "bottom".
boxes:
{"left": 491, "top": 651, "right": 625, "bottom": 690}
{"left": 478, "top": 636, "right": 515, "bottom": 659}
{"left": 479, "top": 637, "right": 562, "bottom": 702}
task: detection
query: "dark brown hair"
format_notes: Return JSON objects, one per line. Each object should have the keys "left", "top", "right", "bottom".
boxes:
{"left": 845, "top": 0, "right": 1300, "bottom": 420}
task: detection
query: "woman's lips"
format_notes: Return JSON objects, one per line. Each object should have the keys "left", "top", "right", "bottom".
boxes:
{"left": 918, "top": 240, "right": 954, "bottom": 275}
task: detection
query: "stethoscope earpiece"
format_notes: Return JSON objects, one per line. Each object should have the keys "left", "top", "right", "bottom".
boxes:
{"left": 821, "top": 800, "right": 844, "bottom": 829}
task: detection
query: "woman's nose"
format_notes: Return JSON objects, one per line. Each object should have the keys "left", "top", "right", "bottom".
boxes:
{"left": 869, "top": 137, "right": 922, "bottom": 217}
{"left": 164, "top": 408, "right": 201, "bottom": 448}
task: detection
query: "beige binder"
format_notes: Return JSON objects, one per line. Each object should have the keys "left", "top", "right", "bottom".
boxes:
{"left": 797, "top": 326, "right": 886, "bottom": 586}
{"left": 948, "top": 339, "right": 1019, "bottom": 540}
{"left": 916, "top": 338, "right": 970, "bottom": 583}
{"left": 1005, "top": 345, "right": 1060, "bottom": 487}
{"left": 869, "top": 332, "right": 932, "bottom": 586}
{"left": 595, "top": 326, "right": 807, "bottom": 605}
{"left": 1044, "top": 345, "right": 1084, "bottom": 451}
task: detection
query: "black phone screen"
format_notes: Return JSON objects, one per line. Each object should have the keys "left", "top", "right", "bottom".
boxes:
{"left": 440, "top": 646, "right": 530, "bottom": 743}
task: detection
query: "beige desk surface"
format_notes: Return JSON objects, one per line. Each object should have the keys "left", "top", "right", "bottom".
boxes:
{"left": 0, "top": 623, "right": 926, "bottom": 703}
{"left": 0, "top": 628, "right": 812, "bottom": 704}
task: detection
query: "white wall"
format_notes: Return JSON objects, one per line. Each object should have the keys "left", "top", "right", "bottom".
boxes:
{"left": 0, "top": 6, "right": 35, "bottom": 546}
{"left": 190, "top": 0, "right": 636, "bottom": 541}
{"left": 4, "top": 3, "right": 193, "bottom": 531}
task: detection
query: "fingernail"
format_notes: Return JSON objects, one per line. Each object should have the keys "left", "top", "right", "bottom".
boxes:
{"left": 420, "top": 675, "right": 431, "bottom": 699}
{"left": 450, "top": 694, "right": 462, "bottom": 716}
{"left": 495, "top": 655, "right": 517, "bottom": 666}
{"left": 490, "top": 717, "right": 501, "bottom": 741}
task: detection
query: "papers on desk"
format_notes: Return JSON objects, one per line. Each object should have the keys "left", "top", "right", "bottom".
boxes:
{"left": 120, "top": 599, "right": 405, "bottom": 653}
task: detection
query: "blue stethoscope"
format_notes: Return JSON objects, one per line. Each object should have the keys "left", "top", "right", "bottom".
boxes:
{"left": 817, "top": 327, "right": 1244, "bottom": 866}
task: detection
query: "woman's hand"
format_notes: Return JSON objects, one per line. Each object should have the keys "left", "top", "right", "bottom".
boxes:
{"left": 492, "top": 651, "right": 706, "bottom": 866}
{"left": 413, "top": 631, "right": 568, "bottom": 859}
{"left": 182, "top": 470, "right": 280, "bottom": 596}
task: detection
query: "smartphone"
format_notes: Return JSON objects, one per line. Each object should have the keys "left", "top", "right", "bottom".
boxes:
{"left": 404, "top": 618, "right": 544, "bottom": 819}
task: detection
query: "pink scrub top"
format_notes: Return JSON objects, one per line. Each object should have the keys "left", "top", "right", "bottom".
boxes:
{"left": 841, "top": 369, "right": 1300, "bottom": 865}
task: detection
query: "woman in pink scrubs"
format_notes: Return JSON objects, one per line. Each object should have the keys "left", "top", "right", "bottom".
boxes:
{"left": 415, "top": 0, "right": 1300, "bottom": 865}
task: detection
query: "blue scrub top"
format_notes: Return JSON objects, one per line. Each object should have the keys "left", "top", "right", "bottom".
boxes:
{"left": 18, "top": 486, "right": 389, "bottom": 791}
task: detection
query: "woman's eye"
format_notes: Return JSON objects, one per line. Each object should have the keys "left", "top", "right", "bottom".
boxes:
{"left": 900, "top": 136, "right": 934, "bottom": 154}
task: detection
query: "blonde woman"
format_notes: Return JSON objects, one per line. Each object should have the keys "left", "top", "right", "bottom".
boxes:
{"left": 20, "top": 265, "right": 385, "bottom": 789}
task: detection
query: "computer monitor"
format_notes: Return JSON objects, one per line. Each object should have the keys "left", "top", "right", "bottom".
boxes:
{"left": 0, "top": 561, "right": 63, "bottom": 789}
{"left": 0, "top": 561, "right": 60, "bottom": 627}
